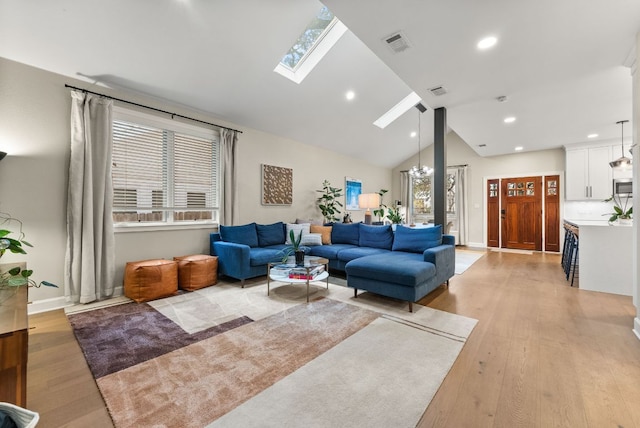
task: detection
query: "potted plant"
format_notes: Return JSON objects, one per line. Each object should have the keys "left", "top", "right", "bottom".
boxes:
{"left": 316, "top": 180, "right": 343, "bottom": 223}
{"left": 281, "top": 229, "right": 308, "bottom": 266}
{"left": 1, "top": 212, "right": 58, "bottom": 302}
{"left": 603, "top": 194, "right": 633, "bottom": 224}
{"left": 372, "top": 189, "right": 388, "bottom": 225}
{"left": 385, "top": 206, "right": 404, "bottom": 225}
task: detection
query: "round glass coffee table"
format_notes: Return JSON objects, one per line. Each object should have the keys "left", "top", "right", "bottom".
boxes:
{"left": 267, "top": 256, "right": 329, "bottom": 302}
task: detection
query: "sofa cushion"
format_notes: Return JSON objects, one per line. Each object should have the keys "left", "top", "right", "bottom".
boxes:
{"left": 256, "top": 222, "right": 285, "bottom": 247}
{"left": 331, "top": 223, "right": 360, "bottom": 245}
{"left": 307, "top": 244, "right": 357, "bottom": 260}
{"left": 345, "top": 253, "right": 436, "bottom": 287}
{"left": 301, "top": 233, "right": 323, "bottom": 246}
{"left": 249, "top": 247, "right": 286, "bottom": 266}
{"left": 392, "top": 225, "right": 442, "bottom": 253}
{"left": 285, "top": 223, "right": 310, "bottom": 244}
{"left": 310, "top": 225, "right": 332, "bottom": 245}
{"left": 359, "top": 224, "right": 394, "bottom": 250}
{"left": 219, "top": 223, "right": 259, "bottom": 248}
{"left": 337, "top": 247, "right": 391, "bottom": 262}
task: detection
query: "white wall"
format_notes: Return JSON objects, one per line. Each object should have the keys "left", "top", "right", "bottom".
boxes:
{"left": 392, "top": 130, "right": 565, "bottom": 246}
{"left": 0, "top": 57, "right": 391, "bottom": 308}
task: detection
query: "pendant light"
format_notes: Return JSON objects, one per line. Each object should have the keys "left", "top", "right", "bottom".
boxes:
{"left": 408, "top": 103, "right": 433, "bottom": 179}
{"left": 609, "top": 120, "right": 632, "bottom": 169}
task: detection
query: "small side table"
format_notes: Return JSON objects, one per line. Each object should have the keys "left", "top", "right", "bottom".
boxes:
{"left": 267, "top": 256, "right": 329, "bottom": 302}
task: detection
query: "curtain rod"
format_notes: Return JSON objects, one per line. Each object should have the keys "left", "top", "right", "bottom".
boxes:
{"left": 64, "top": 84, "right": 243, "bottom": 134}
{"left": 400, "top": 164, "right": 468, "bottom": 173}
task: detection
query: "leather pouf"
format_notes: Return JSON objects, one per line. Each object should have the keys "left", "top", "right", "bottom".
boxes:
{"left": 173, "top": 254, "right": 218, "bottom": 291}
{"left": 124, "top": 259, "right": 178, "bottom": 303}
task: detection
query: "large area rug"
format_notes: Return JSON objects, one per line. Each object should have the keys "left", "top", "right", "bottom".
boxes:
{"left": 68, "top": 282, "right": 477, "bottom": 428}
{"left": 455, "top": 249, "right": 486, "bottom": 274}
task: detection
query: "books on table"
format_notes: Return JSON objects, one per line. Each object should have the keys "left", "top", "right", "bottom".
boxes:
{"left": 288, "top": 265, "right": 325, "bottom": 280}
{"left": 270, "top": 264, "right": 325, "bottom": 280}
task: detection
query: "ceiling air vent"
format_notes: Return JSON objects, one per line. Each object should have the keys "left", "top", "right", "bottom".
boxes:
{"left": 384, "top": 32, "right": 410, "bottom": 53}
{"left": 428, "top": 85, "right": 448, "bottom": 96}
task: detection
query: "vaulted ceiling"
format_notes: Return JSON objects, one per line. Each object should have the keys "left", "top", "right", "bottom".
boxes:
{"left": 1, "top": 0, "right": 639, "bottom": 167}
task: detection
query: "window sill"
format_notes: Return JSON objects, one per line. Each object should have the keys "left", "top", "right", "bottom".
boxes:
{"left": 114, "top": 222, "right": 218, "bottom": 233}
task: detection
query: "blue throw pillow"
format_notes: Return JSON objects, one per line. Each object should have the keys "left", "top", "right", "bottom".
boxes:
{"left": 331, "top": 223, "right": 360, "bottom": 245}
{"left": 392, "top": 225, "right": 442, "bottom": 253}
{"left": 219, "top": 223, "right": 259, "bottom": 247}
{"left": 256, "top": 222, "right": 285, "bottom": 246}
{"left": 359, "top": 224, "right": 393, "bottom": 250}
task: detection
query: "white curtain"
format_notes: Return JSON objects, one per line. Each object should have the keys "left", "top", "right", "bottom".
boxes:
{"left": 219, "top": 128, "right": 239, "bottom": 225}
{"left": 455, "top": 166, "right": 469, "bottom": 245}
{"left": 400, "top": 171, "right": 412, "bottom": 225}
{"left": 64, "top": 91, "right": 115, "bottom": 304}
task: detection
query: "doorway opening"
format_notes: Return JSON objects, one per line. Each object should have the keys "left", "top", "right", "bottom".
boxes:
{"left": 487, "top": 175, "right": 560, "bottom": 252}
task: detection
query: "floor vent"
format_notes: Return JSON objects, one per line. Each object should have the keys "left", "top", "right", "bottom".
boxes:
{"left": 384, "top": 32, "right": 410, "bottom": 53}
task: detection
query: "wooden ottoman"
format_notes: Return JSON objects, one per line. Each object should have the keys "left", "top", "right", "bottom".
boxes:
{"left": 124, "top": 259, "right": 178, "bottom": 303}
{"left": 173, "top": 254, "right": 218, "bottom": 291}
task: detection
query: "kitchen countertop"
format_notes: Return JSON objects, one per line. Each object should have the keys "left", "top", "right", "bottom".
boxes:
{"left": 563, "top": 218, "right": 633, "bottom": 296}
{"left": 564, "top": 219, "right": 632, "bottom": 227}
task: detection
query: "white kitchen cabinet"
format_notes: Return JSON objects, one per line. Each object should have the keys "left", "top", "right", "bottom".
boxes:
{"left": 565, "top": 145, "right": 612, "bottom": 200}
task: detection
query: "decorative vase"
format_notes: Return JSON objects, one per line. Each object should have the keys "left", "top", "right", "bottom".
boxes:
{"left": 294, "top": 250, "right": 305, "bottom": 266}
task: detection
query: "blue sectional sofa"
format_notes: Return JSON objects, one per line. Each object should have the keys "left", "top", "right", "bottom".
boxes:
{"left": 210, "top": 222, "right": 455, "bottom": 310}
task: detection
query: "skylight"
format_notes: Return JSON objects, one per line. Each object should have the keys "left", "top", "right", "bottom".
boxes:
{"left": 374, "top": 92, "right": 422, "bottom": 129}
{"left": 274, "top": 6, "right": 347, "bottom": 84}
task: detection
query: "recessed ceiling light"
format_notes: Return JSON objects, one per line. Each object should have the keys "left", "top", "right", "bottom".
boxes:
{"left": 345, "top": 90, "right": 355, "bottom": 101}
{"left": 410, "top": 131, "right": 417, "bottom": 138}
{"left": 587, "top": 133, "right": 598, "bottom": 139}
{"left": 504, "top": 116, "right": 516, "bottom": 124}
{"left": 515, "top": 146, "right": 523, "bottom": 151}
{"left": 477, "top": 36, "right": 497, "bottom": 50}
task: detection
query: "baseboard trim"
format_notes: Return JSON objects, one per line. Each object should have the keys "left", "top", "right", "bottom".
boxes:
{"left": 634, "top": 317, "right": 640, "bottom": 342}
{"left": 465, "top": 242, "right": 486, "bottom": 249}
{"left": 28, "top": 286, "right": 125, "bottom": 315}
{"left": 28, "top": 296, "right": 73, "bottom": 315}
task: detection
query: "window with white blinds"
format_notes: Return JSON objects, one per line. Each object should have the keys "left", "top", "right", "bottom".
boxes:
{"left": 112, "top": 109, "right": 219, "bottom": 225}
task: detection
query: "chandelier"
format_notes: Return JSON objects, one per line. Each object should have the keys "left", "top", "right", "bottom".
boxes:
{"left": 409, "top": 104, "right": 433, "bottom": 179}
{"left": 609, "top": 119, "right": 632, "bottom": 169}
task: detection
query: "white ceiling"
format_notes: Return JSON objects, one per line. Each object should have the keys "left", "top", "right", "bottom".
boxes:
{"left": 1, "top": 0, "right": 639, "bottom": 167}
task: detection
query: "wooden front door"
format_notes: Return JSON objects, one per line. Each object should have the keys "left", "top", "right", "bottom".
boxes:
{"left": 487, "top": 179, "right": 500, "bottom": 247}
{"left": 501, "top": 176, "right": 542, "bottom": 251}
{"left": 544, "top": 175, "right": 560, "bottom": 252}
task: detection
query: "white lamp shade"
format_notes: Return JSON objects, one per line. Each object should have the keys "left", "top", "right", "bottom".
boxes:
{"left": 358, "top": 193, "right": 380, "bottom": 210}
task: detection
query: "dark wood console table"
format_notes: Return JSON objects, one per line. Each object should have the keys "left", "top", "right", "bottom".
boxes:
{"left": 0, "top": 286, "right": 28, "bottom": 406}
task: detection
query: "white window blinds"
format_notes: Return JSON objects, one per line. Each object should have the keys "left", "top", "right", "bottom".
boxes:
{"left": 112, "top": 113, "right": 219, "bottom": 224}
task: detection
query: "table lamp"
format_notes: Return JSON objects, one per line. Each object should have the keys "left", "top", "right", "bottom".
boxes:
{"left": 358, "top": 193, "right": 380, "bottom": 225}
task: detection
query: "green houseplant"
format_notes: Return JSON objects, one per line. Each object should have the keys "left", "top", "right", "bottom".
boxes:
{"left": 316, "top": 180, "right": 343, "bottom": 223}
{"left": 603, "top": 194, "right": 633, "bottom": 224}
{"left": 385, "top": 206, "right": 404, "bottom": 224}
{"left": 0, "top": 212, "right": 58, "bottom": 293}
{"left": 281, "top": 229, "right": 308, "bottom": 265}
{"left": 372, "top": 189, "right": 388, "bottom": 224}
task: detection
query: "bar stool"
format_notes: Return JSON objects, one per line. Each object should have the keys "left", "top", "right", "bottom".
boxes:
{"left": 561, "top": 225, "right": 579, "bottom": 287}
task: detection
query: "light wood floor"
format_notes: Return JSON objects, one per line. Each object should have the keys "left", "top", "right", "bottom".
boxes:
{"left": 26, "top": 250, "right": 640, "bottom": 428}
